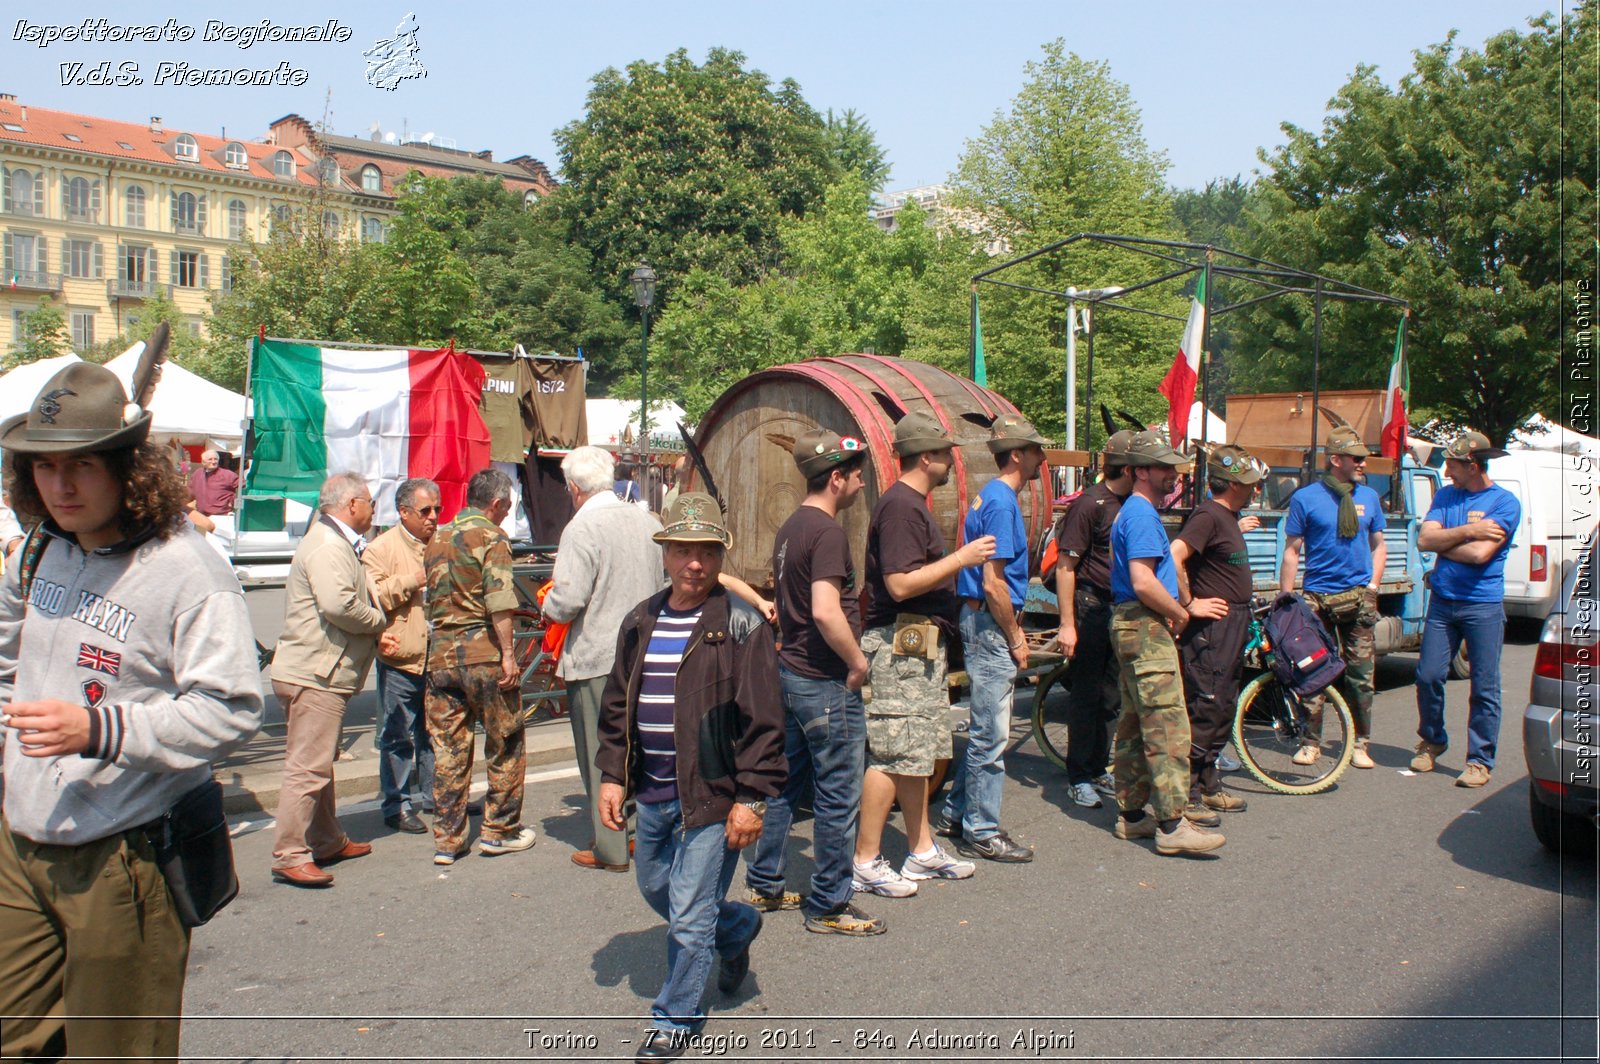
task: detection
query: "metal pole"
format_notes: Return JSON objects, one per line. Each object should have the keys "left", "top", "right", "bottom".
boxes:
{"left": 1197, "top": 257, "right": 1214, "bottom": 495}
{"left": 1065, "top": 287, "right": 1077, "bottom": 492}
{"left": 640, "top": 306, "right": 651, "bottom": 463}
{"left": 1309, "top": 279, "right": 1323, "bottom": 485}
{"left": 1084, "top": 321, "right": 1096, "bottom": 466}
{"left": 968, "top": 287, "right": 978, "bottom": 380}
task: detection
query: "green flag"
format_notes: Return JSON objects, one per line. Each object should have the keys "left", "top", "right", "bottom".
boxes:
{"left": 972, "top": 294, "right": 987, "bottom": 386}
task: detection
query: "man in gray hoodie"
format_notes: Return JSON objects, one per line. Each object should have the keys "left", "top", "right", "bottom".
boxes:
{"left": 0, "top": 362, "right": 263, "bottom": 1062}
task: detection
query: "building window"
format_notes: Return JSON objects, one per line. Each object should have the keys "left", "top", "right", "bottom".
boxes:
{"left": 270, "top": 203, "right": 292, "bottom": 233}
{"left": 4, "top": 167, "right": 39, "bottom": 216}
{"left": 316, "top": 158, "right": 339, "bottom": 186}
{"left": 171, "top": 190, "right": 204, "bottom": 234}
{"left": 172, "top": 249, "right": 207, "bottom": 289}
{"left": 119, "top": 244, "right": 155, "bottom": 294}
{"left": 224, "top": 141, "right": 248, "bottom": 169}
{"left": 65, "top": 238, "right": 101, "bottom": 279}
{"left": 322, "top": 210, "right": 341, "bottom": 237}
{"left": 220, "top": 255, "right": 233, "bottom": 293}
{"left": 64, "top": 176, "right": 99, "bottom": 221}
{"left": 360, "top": 165, "right": 382, "bottom": 193}
{"left": 10, "top": 307, "right": 30, "bottom": 350}
{"left": 360, "top": 217, "right": 385, "bottom": 244}
{"left": 3, "top": 232, "right": 44, "bottom": 280}
{"left": 70, "top": 310, "right": 94, "bottom": 352}
{"left": 227, "top": 199, "right": 248, "bottom": 240}
{"left": 125, "top": 184, "right": 146, "bottom": 228}
{"left": 174, "top": 134, "right": 198, "bottom": 162}
{"left": 271, "top": 150, "right": 296, "bottom": 179}
{"left": 523, "top": 189, "right": 541, "bottom": 208}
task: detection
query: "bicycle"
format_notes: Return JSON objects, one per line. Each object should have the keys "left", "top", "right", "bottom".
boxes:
{"left": 510, "top": 607, "right": 568, "bottom": 725}
{"left": 1230, "top": 599, "right": 1354, "bottom": 795}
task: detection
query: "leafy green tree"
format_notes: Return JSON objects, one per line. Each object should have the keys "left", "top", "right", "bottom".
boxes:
{"left": 950, "top": 41, "right": 1185, "bottom": 444}
{"left": 1233, "top": 8, "right": 1595, "bottom": 444}
{"left": 554, "top": 48, "right": 838, "bottom": 298}
{"left": 825, "top": 108, "right": 891, "bottom": 192}
{"left": 4, "top": 297, "right": 70, "bottom": 370}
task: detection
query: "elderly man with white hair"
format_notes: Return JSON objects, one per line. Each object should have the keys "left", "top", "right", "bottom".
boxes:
{"left": 543, "top": 446, "right": 667, "bottom": 872}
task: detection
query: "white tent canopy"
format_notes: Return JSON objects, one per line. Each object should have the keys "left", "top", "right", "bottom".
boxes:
{"left": 1187, "top": 401, "right": 1227, "bottom": 444}
{"left": 586, "top": 398, "right": 690, "bottom": 449}
{"left": 1511, "top": 414, "right": 1600, "bottom": 457}
{"left": 0, "top": 353, "right": 83, "bottom": 423}
{"left": 103, "top": 350, "right": 247, "bottom": 449}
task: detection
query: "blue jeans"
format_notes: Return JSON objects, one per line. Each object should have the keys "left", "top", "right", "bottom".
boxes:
{"left": 744, "top": 667, "right": 864, "bottom": 917}
{"left": 376, "top": 663, "right": 435, "bottom": 817}
{"left": 944, "top": 605, "right": 1018, "bottom": 840}
{"left": 1415, "top": 596, "right": 1506, "bottom": 769}
{"left": 635, "top": 798, "right": 760, "bottom": 1034}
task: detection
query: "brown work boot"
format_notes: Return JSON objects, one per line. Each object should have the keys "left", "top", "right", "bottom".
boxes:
{"left": 1155, "top": 818, "right": 1226, "bottom": 855}
{"left": 1455, "top": 762, "right": 1491, "bottom": 788}
{"left": 1411, "top": 740, "right": 1447, "bottom": 772}
{"left": 1351, "top": 739, "right": 1375, "bottom": 769}
{"left": 1200, "top": 790, "right": 1248, "bottom": 813}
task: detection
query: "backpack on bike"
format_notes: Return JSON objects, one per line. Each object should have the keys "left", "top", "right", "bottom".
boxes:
{"left": 1264, "top": 592, "right": 1346, "bottom": 696}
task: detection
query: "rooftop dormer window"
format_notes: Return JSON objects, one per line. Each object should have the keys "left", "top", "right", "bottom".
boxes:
{"left": 224, "top": 142, "right": 248, "bottom": 169}
{"left": 174, "top": 134, "right": 198, "bottom": 162}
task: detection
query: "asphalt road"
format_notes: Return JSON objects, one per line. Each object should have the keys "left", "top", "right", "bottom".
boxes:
{"left": 181, "top": 633, "right": 1597, "bottom": 1063}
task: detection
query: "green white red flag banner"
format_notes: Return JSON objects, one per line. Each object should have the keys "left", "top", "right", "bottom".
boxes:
{"left": 1159, "top": 269, "right": 1206, "bottom": 446}
{"left": 1380, "top": 318, "right": 1409, "bottom": 460}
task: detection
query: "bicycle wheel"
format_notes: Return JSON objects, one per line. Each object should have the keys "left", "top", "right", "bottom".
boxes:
{"left": 1030, "top": 661, "right": 1073, "bottom": 771}
{"left": 509, "top": 609, "right": 563, "bottom": 722}
{"left": 1232, "top": 672, "right": 1354, "bottom": 795}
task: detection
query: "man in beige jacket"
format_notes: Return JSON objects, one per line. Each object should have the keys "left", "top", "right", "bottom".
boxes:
{"left": 270, "top": 472, "right": 388, "bottom": 887}
{"left": 362, "top": 477, "right": 439, "bottom": 835}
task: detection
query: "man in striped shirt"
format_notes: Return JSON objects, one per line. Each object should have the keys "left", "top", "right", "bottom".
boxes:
{"left": 596, "top": 493, "right": 785, "bottom": 1062}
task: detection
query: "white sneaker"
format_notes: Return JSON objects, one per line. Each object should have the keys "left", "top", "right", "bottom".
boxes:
{"left": 1070, "top": 781, "right": 1104, "bottom": 808}
{"left": 900, "top": 845, "right": 976, "bottom": 881}
{"left": 478, "top": 826, "right": 537, "bottom": 855}
{"left": 851, "top": 855, "right": 918, "bottom": 897}
{"left": 1216, "top": 747, "right": 1242, "bottom": 772}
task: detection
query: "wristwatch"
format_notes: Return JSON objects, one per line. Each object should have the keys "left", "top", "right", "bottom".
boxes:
{"left": 739, "top": 799, "right": 768, "bottom": 818}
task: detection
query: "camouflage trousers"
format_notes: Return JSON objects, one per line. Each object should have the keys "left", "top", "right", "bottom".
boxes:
{"left": 1110, "top": 603, "right": 1192, "bottom": 821}
{"left": 862, "top": 624, "right": 952, "bottom": 777}
{"left": 426, "top": 664, "right": 526, "bottom": 854}
{"left": 1304, "top": 588, "right": 1377, "bottom": 740}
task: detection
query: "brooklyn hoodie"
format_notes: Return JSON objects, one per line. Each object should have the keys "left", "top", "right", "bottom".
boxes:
{"left": 0, "top": 521, "right": 263, "bottom": 845}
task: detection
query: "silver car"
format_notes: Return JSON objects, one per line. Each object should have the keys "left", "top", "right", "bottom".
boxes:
{"left": 1523, "top": 529, "right": 1599, "bottom": 854}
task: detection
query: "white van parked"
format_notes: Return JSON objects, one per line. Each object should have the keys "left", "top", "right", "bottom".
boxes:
{"left": 1488, "top": 449, "right": 1598, "bottom": 618}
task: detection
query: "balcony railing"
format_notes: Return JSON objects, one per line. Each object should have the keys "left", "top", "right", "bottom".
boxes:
{"left": 3, "top": 202, "right": 38, "bottom": 217}
{"left": 5, "top": 271, "right": 62, "bottom": 294}
{"left": 108, "top": 278, "right": 164, "bottom": 299}
{"left": 65, "top": 207, "right": 99, "bottom": 224}
{"left": 173, "top": 220, "right": 202, "bottom": 236}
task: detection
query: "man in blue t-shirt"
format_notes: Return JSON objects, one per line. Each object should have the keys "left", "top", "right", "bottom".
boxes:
{"left": 1412, "top": 431, "right": 1521, "bottom": 787}
{"left": 941, "top": 413, "right": 1049, "bottom": 864}
{"left": 1279, "top": 426, "right": 1387, "bottom": 770}
{"left": 1106, "top": 431, "right": 1225, "bottom": 856}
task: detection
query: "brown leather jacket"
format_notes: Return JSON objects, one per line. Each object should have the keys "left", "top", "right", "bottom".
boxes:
{"left": 596, "top": 586, "right": 785, "bottom": 830}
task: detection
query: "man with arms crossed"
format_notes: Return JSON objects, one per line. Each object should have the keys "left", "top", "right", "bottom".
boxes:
{"left": 1278, "top": 426, "right": 1386, "bottom": 770}
{"left": 543, "top": 446, "right": 664, "bottom": 871}
{"left": 851, "top": 413, "right": 994, "bottom": 897}
{"left": 1052, "top": 429, "right": 1135, "bottom": 808}
{"left": 596, "top": 494, "right": 784, "bottom": 1062}
{"left": 1412, "top": 431, "right": 1520, "bottom": 787}
{"left": 0, "top": 363, "right": 262, "bottom": 1058}
{"left": 746, "top": 431, "right": 883, "bottom": 934}
{"left": 941, "top": 414, "right": 1050, "bottom": 863}
{"left": 362, "top": 477, "right": 441, "bottom": 834}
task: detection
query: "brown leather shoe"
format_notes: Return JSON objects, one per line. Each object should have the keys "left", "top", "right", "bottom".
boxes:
{"left": 572, "top": 849, "right": 629, "bottom": 873}
{"left": 315, "top": 840, "right": 373, "bottom": 866}
{"left": 272, "top": 862, "right": 334, "bottom": 888}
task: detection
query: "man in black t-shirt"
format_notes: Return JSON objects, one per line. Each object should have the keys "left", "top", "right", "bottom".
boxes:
{"left": 745, "top": 430, "right": 886, "bottom": 936}
{"left": 1171, "top": 444, "right": 1263, "bottom": 822}
{"left": 1051, "top": 430, "right": 1135, "bottom": 808}
{"left": 851, "top": 413, "right": 996, "bottom": 898}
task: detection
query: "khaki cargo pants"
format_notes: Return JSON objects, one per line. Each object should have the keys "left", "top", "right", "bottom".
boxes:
{"left": 1110, "top": 603, "right": 1192, "bottom": 821}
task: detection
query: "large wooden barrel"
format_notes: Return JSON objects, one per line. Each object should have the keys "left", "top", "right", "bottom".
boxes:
{"left": 686, "top": 354, "right": 1051, "bottom": 591}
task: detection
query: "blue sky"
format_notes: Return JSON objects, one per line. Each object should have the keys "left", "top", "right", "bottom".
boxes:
{"left": 0, "top": 1, "right": 1568, "bottom": 191}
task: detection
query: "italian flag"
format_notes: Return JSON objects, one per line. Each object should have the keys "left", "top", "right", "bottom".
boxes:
{"left": 1159, "top": 269, "right": 1206, "bottom": 446}
{"left": 247, "top": 339, "right": 491, "bottom": 524}
{"left": 1379, "top": 317, "right": 1409, "bottom": 459}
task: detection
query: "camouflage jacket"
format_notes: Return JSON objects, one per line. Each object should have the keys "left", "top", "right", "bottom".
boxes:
{"left": 424, "top": 507, "right": 518, "bottom": 671}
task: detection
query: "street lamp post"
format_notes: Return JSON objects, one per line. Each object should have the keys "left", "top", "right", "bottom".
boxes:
{"left": 630, "top": 263, "right": 658, "bottom": 464}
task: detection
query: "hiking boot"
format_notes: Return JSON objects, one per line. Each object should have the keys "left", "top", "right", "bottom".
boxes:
{"left": 745, "top": 887, "right": 802, "bottom": 912}
{"left": 1291, "top": 743, "right": 1321, "bottom": 766}
{"left": 1200, "top": 790, "right": 1248, "bottom": 813}
{"left": 1156, "top": 818, "right": 1226, "bottom": 855}
{"left": 954, "top": 830, "right": 1033, "bottom": 863}
{"left": 1411, "top": 740, "right": 1447, "bottom": 772}
{"left": 1455, "top": 761, "right": 1492, "bottom": 788}
{"left": 1070, "top": 782, "right": 1103, "bottom": 809}
{"left": 900, "top": 845, "right": 975, "bottom": 882}
{"left": 851, "top": 855, "right": 918, "bottom": 898}
{"left": 1114, "top": 814, "right": 1158, "bottom": 840}
{"left": 1182, "top": 801, "right": 1222, "bottom": 827}
{"left": 804, "top": 903, "right": 886, "bottom": 936}
{"left": 1090, "top": 773, "right": 1118, "bottom": 799}
{"left": 478, "top": 826, "right": 537, "bottom": 855}
{"left": 1351, "top": 739, "right": 1376, "bottom": 769}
